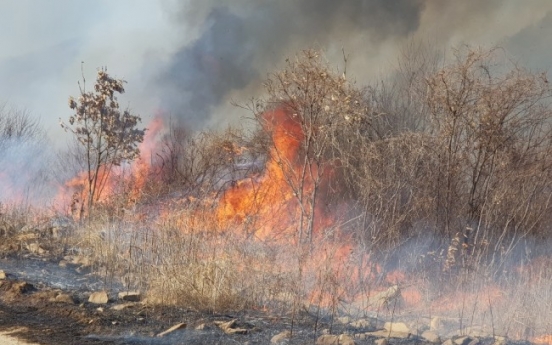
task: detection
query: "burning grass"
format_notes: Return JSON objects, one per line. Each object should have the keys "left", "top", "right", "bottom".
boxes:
{"left": 2, "top": 47, "right": 552, "bottom": 342}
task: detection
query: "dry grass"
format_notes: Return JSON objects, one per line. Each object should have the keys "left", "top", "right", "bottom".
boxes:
{"left": 2, "top": 46, "right": 552, "bottom": 340}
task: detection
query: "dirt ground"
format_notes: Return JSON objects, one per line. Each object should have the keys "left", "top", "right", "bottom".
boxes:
{"left": 0, "top": 261, "right": 360, "bottom": 345}
{"left": 0, "top": 257, "right": 538, "bottom": 345}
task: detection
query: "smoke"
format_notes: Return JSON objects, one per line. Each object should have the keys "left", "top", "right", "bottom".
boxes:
{"left": 159, "top": 0, "right": 425, "bottom": 128}
{"left": 157, "top": 1, "right": 552, "bottom": 128}
{"left": 0, "top": 136, "right": 54, "bottom": 205}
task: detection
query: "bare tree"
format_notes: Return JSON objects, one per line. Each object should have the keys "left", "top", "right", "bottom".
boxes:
{"left": 425, "top": 47, "right": 552, "bottom": 268}
{"left": 249, "top": 50, "right": 373, "bottom": 244}
{"left": 61, "top": 68, "right": 146, "bottom": 218}
{"left": 0, "top": 104, "right": 44, "bottom": 148}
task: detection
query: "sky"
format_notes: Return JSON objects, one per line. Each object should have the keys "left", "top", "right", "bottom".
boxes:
{"left": 1, "top": 1, "right": 552, "bottom": 145}
{"left": 2, "top": 0, "right": 552, "bottom": 204}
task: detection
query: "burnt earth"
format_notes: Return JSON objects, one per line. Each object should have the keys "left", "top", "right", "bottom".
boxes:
{"left": 0, "top": 257, "right": 538, "bottom": 345}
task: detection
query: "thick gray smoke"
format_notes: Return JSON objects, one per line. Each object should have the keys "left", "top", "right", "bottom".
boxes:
{"left": 157, "top": 0, "right": 552, "bottom": 128}
{"left": 159, "top": 0, "right": 424, "bottom": 127}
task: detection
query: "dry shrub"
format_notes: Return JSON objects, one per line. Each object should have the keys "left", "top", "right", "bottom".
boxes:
{"left": 40, "top": 47, "right": 552, "bottom": 340}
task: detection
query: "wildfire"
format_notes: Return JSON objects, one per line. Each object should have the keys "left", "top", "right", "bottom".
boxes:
{"left": 55, "top": 113, "right": 165, "bottom": 217}
{"left": 216, "top": 107, "right": 335, "bottom": 241}
{"left": 49, "top": 106, "right": 552, "bottom": 342}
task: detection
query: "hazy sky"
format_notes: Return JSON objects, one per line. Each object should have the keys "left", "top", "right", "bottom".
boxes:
{"left": 1, "top": 1, "right": 552, "bottom": 144}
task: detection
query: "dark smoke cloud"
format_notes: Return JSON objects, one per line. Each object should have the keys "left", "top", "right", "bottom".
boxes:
{"left": 159, "top": 0, "right": 424, "bottom": 127}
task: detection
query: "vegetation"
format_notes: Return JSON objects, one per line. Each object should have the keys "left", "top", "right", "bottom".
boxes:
{"left": 60, "top": 68, "right": 146, "bottom": 218}
{"left": 2, "top": 46, "right": 552, "bottom": 339}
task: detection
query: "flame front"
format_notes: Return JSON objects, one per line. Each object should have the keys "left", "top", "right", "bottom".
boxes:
{"left": 216, "top": 107, "right": 331, "bottom": 240}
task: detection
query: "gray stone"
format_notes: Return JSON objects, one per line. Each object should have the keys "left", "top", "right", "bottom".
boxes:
{"left": 493, "top": 336, "right": 507, "bottom": 345}
{"left": 156, "top": 323, "right": 187, "bottom": 337}
{"left": 338, "top": 316, "right": 351, "bottom": 324}
{"left": 338, "top": 334, "right": 355, "bottom": 345}
{"left": 316, "top": 335, "right": 339, "bottom": 345}
{"left": 88, "top": 291, "right": 109, "bottom": 304}
{"left": 375, "top": 338, "right": 388, "bottom": 345}
{"left": 430, "top": 317, "right": 441, "bottom": 331}
{"left": 350, "top": 319, "right": 374, "bottom": 329}
{"left": 384, "top": 322, "right": 410, "bottom": 333}
{"left": 271, "top": 330, "right": 291, "bottom": 344}
{"left": 422, "top": 330, "right": 441, "bottom": 343}
{"left": 316, "top": 334, "right": 355, "bottom": 345}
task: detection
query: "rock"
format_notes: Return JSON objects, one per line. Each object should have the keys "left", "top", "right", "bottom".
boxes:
{"left": 338, "top": 316, "right": 351, "bottom": 324}
{"left": 156, "top": 322, "right": 187, "bottom": 337}
{"left": 338, "top": 334, "right": 355, "bottom": 345}
{"left": 271, "top": 330, "right": 291, "bottom": 344}
{"left": 409, "top": 321, "right": 428, "bottom": 335}
{"left": 315, "top": 334, "right": 355, "bottom": 345}
{"left": 422, "top": 330, "right": 441, "bottom": 343}
{"left": 375, "top": 338, "right": 388, "bottom": 345}
{"left": 354, "top": 333, "right": 366, "bottom": 340}
{"left": 316, "top": 335, "right": 338, "bottom": 345}
{"left": 442, "top": 339, "right": 454, "bottom": 345}
{"left": 384, "top": 322, "right": 410, "bottom": 333}
{"left": 350, "top": 319, "right": 374, "bottom": 329}
{"left": 493, "top": 336, "right": 507, "bottom": 345}
{"left": 111, "top": 303, "right": 135, "bottom": 311}
{"left": 88, "top": 291, "right": 109, "bottom": 304}
{"left": 215, "top": 319, "right": 248, "bottom": 335}
{"left": 430, "top": 317, "right": 441, "bottom": 331}
{"left": 383, "top": 322, "right": 411, "bottom": 333}
{"left": 118, "top": 291, "right": 141, "bottom": 302}
{"left": 54, "top": 293, "right": 74, "bottom": 304}
{"left": 195, "top": 323, "right": 206, "bottom": 330}
{"left": 0, "top": 270, "right": 6, "bottom": 280}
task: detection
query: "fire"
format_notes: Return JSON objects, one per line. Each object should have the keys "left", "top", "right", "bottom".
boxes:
{"left": 216, "top": 107, "right": 335, "bottom": 241}
{"left": 55, "top": 113, "right": 165, "bottom": 217}
{"left": 217, "top": 107, "right": 302, "bottom": 239}
{"left": 49, "top": 105, "right": 552, "bottom": 342}
{"left": 534, "top": 335, "right": 552, "bottom": 345}
{"left": 128, "top": 113, "right": 165, "bottom": 201}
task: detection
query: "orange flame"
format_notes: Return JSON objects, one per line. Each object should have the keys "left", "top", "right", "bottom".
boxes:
{"left": 533, "top": 335, "right": 552, "bottom": 345}
{"left": 55, "top": 114, "right": 165, "bottom": 216}
{"left": 216, "top": 107, "right": 336, "bottom": 241}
